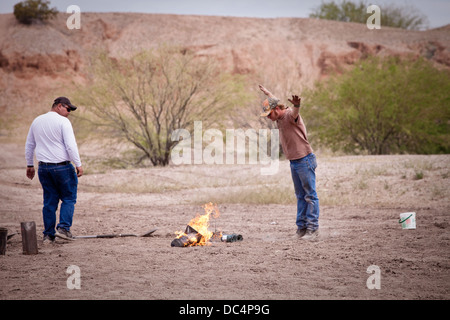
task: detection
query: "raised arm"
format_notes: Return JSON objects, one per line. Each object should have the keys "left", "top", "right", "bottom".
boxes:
{"left": 288, "top": 95, "right": 301, "bottom": 120}
{"left": 258, "top": 84, "right": 276, "bottom": 99}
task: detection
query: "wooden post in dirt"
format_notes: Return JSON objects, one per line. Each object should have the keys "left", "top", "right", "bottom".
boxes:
{"left": 21, "top": 221, "right": 38, "bottom": 255}
{"left": 0, "top": 227, "right": 8, "bottom": 255}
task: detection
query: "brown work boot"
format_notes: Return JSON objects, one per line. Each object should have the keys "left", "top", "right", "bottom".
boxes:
{"left": 301, "top": 229, "right": 319, "bottom": 241}
{"left": 43, "top": 234, "right": 55, "bottom": 244}
{"left": 55, "top": 228, "right": 74, "bottom": 241}
{"left": 294, "top": 228, "right": 307, "bottom": 239}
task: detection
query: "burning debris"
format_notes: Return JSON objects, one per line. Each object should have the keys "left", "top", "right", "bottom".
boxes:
{"left": 171, "top": 202, "right": 243, "bottom": 247}
{"left": 171, "top": 225, "right": 203, "bottom": 247}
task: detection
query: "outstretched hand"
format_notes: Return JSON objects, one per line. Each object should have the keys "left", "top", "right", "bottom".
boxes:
{"left": 288, "top": 95, "right": 301, "bottom": 106}
{"left": 259, "top": 84, "right": 270, "bottom": 96}
{"left": 259, "top": 84, "right": 276, "bottom": 99}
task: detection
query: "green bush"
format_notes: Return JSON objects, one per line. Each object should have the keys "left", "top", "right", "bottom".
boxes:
{"left": 310, "top": 0, "right": 428, "bottom": 30}
{"left": 304, "top": 56, "right": 450, "bottom": 155}
{"left": 13, "top": 0, "right": 57, "bottom": 25}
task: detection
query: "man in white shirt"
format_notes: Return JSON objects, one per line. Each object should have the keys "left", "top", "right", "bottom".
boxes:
{"left": 25, "top": 97, "right": 83, "bottom": 243}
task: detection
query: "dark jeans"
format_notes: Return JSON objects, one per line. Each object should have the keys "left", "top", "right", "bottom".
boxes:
{"left": 38, "top": 163, "right": 78, "bottom": 237}
{"left": 290, "top": 153, "right": 320, "bottom": 231}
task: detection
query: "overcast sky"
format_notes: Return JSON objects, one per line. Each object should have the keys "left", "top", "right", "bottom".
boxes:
{"left": 0, "top": 0, "right": 448, "bottom": 29}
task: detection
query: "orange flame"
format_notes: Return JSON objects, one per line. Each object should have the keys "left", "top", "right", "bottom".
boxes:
{"left": 175, "top": 202, "right": 220, "bottom": 246}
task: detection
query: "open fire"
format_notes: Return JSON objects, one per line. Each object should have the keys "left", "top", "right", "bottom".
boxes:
{"left": 171, "top": 202, "right": 221, "bottom": 247}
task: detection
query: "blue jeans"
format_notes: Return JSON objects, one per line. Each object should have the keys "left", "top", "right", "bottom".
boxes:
{"left": 290, "top": 153, "right": 320, "bottom": 231}
{"left": 38, "top": 163, "right": 78, "bottom": 237}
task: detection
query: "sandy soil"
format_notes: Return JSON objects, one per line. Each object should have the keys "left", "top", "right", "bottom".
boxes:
{"left": 0, "top": 142, "right": 449, "bottom": 300}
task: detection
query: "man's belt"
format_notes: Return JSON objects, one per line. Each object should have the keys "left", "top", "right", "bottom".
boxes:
{"left": 38, "top": 161, "right": 70, "bottom": 166}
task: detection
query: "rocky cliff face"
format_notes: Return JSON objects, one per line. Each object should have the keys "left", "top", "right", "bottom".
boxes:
{"left": 0, "top": 12, "right": 449, "bottom": 127}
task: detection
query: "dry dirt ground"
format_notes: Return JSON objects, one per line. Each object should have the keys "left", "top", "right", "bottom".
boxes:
{"left": 0, "top": 143, "right": 449, "bottom": 300}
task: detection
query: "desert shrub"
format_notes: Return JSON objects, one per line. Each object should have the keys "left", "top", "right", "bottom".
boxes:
{"left": 304, "top": 56, "right": 450, "bottom": 155}
{"left": 310, "top": 0, "right": 428, "bottom": 30}
{"left": 13, "top": 0, "right": 57, "bottom": 25}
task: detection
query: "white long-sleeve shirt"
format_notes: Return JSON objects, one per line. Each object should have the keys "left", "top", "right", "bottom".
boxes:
{"left": 25, "top": 111, "right": 82, "bottom": 167}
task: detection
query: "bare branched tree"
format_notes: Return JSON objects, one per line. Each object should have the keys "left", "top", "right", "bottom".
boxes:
{"left": 76, "top": 46, "right": 248, "bottom": 166}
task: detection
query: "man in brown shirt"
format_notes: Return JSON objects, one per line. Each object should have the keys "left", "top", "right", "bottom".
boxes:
{"left": 259, "top": 85, "right": 320, "bottom": 240}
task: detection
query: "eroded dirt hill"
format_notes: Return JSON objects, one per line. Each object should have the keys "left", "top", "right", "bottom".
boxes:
{"left": 0, "top": 12, "right": 449, "bottom": 133}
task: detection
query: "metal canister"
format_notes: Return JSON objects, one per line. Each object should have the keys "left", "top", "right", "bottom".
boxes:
{"left": 221, "top": 233, "right": 243, "bottom": 242}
